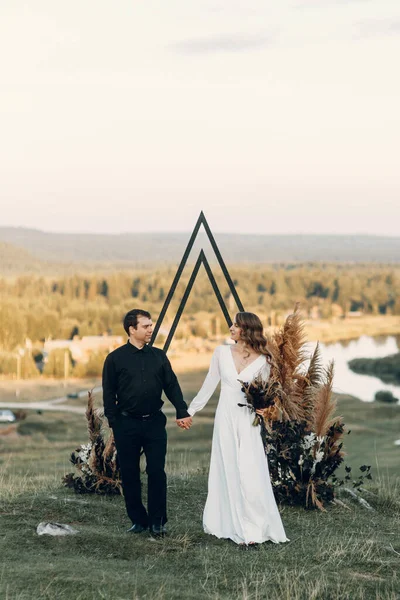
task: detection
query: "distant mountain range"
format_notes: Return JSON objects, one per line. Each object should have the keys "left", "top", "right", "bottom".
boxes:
{"left": 0, "top": 227, "right": 400, "bottom": 273}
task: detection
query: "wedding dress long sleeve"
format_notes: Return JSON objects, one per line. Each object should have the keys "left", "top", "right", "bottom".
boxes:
{"left": 188, "top": 344, "right": 289, "bottom": 545}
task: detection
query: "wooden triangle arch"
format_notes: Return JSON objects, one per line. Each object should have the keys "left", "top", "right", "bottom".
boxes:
{"left": 150, "top": 211, "right": 245, "bottom": 353}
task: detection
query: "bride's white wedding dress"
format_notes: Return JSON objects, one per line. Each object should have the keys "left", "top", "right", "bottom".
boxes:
{"left": 187, "top": 344, "right": 290, "bottom": 545}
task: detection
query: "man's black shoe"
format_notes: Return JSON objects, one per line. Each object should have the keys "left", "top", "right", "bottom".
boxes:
{"left": 149, "top": 524, "right": 167, "bottom": 538}
{"left": 127, "top": 523, "right": 147, "bottom": 534}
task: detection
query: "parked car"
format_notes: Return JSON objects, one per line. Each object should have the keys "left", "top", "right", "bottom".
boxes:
{"left": 0, "top": 409, "right": 16, "bottom": 423}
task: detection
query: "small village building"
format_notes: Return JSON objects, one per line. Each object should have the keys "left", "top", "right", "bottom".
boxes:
{"left": 43, "top": 335, "right": 123, "bottom": 363}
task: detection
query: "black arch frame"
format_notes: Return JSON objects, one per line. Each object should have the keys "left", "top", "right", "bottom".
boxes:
{"left": 150, "top": 212, "right": 245, "bottom": 353}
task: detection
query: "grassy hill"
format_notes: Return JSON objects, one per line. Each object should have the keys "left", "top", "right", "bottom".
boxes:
{"left": 0, "top": 374, "right": 399, "bottom": 599}
{"left": 1, "top": 226, "right": 400, "bottom": 266}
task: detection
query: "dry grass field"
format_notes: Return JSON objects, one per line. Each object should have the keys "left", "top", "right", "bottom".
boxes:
{"left": 0, "top": 370, "right": 399, "bottom": 600}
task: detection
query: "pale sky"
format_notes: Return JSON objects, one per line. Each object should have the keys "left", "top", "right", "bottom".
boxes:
{"left": 0, "top": 0, "right": 399, "bottom": 235}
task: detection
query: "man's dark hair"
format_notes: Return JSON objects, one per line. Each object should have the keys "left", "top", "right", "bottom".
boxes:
{"left": 123, "top": 309, "right": 151, "bottom": 335}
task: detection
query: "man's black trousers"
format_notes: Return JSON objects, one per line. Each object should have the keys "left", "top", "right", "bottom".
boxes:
{"left": 112, "top": 410, "right": 167, "bottom": 528}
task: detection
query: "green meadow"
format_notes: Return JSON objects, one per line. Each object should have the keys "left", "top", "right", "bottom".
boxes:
{"left": 0, "top": 371, "right": 399, "bottom": 600}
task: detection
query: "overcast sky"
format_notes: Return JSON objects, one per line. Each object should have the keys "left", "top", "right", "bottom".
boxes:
{"left": 0, "top": 0, "right": 399, "bottom": 235}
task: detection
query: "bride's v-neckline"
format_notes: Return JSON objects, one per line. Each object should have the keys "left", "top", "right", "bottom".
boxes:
{"left": 228, "top": 346, "right": 264, "bottom": 376}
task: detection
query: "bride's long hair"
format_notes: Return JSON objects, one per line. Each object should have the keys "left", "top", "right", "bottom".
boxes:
{"left": 235, "top": 312, "right": 272, "bottom": 364}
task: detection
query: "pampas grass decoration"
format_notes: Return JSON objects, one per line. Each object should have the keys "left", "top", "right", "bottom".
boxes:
{"left": 102, "top": 429, "right": 116, "bottom": 471}
{"left": 261, "top": 305, "right": 370, "bottom": 510}
{"left": 300, "top": 342, "right": 325, "bottom": 421}
{"left": 306, "top": 480, "right": 325, "bottom": 512}
{"left": 267, "top": 304, "right": 308, "bottom": 422}
{"left": 312, "top": 361, "right": 337, "bottom": 439}
{"left": 280, "top": 303, "right": 308, "bottom": 374}
{"left": 63, "top": 390, "right": 122, "bottom": 495}
{"left": 86, "top": 389, "right": 102, "bottom": 443}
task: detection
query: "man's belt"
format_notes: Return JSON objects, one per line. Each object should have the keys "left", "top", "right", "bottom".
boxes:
{"left": 120, "top": 409, "right": 162, "bottom": 421}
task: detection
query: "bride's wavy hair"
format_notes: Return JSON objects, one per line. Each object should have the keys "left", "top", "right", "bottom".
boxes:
{"left": 235, "top": 312, "right": 272, "bottom": 364}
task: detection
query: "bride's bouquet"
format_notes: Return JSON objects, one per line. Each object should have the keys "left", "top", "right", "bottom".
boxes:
{"left": 238, "top": 373, "right": 284, "bottom": 450}
{"left": 238, "top": 374, "right": 279, "bottom": 427}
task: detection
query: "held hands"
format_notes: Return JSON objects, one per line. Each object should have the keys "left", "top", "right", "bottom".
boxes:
{"left": 176, "top": 416, "right": 193, "bottom": 430}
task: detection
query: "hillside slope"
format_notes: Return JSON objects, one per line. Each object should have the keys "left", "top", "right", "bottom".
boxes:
{"left": 1, "top": 227, "right": 400, "bottom": 264}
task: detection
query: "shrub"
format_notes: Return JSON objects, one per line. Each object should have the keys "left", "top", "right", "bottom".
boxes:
{"left": 73, "top": 351, "right": 107, "bottom": 378}
{"left": 0, "top": 351, "right": 39, "bottom": 378}
{"left": 374, "top": 390, "right": 399, "bottom": 404}
{"left": 43, "top": 348, "right": 73, "bottom": 378}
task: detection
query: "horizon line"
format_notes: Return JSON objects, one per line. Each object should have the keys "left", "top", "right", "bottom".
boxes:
{"left": 1, "top": 225, "right": 399, "bottom": 239}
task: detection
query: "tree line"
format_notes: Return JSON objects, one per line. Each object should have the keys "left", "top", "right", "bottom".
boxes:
{"left": 0, "top": 263, "right": 399, "bottom": 376}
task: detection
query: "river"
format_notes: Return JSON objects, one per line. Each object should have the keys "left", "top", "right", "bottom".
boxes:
{"left": 305, "top": 335, "right": 400, "bottom": 403}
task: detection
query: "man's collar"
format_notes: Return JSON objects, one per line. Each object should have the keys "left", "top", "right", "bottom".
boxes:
{"left": 127, "top": 339, "right": 149, "bottom": 353}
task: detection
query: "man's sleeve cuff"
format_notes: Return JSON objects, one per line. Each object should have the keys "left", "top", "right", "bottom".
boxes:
{"left": 176, "top": 409, "right": 190, "bottom": 419}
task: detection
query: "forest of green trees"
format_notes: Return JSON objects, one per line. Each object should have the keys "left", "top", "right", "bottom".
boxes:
{"left": 1, "top": 263, "right": 399, "bottom": 364}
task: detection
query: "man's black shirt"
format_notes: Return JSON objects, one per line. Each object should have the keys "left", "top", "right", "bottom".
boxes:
{"left": 102, "top": 341, "right": 189, "bottom": 425}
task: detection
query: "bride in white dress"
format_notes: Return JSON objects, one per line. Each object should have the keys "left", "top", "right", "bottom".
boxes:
{"left": 187, "top": 312, "right": 289, "bottom": 546}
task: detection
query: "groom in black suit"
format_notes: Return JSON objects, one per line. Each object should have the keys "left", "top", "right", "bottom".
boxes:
{"left": 102, "top": 309, "right": 192, "bottom": 537}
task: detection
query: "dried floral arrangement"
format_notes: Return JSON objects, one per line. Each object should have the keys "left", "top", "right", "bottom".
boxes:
{"left": 63, "top": 390, "right": 122, "bottom": 495}
{"left": 238, "top": 305, "right": 372, "bottom": 510}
